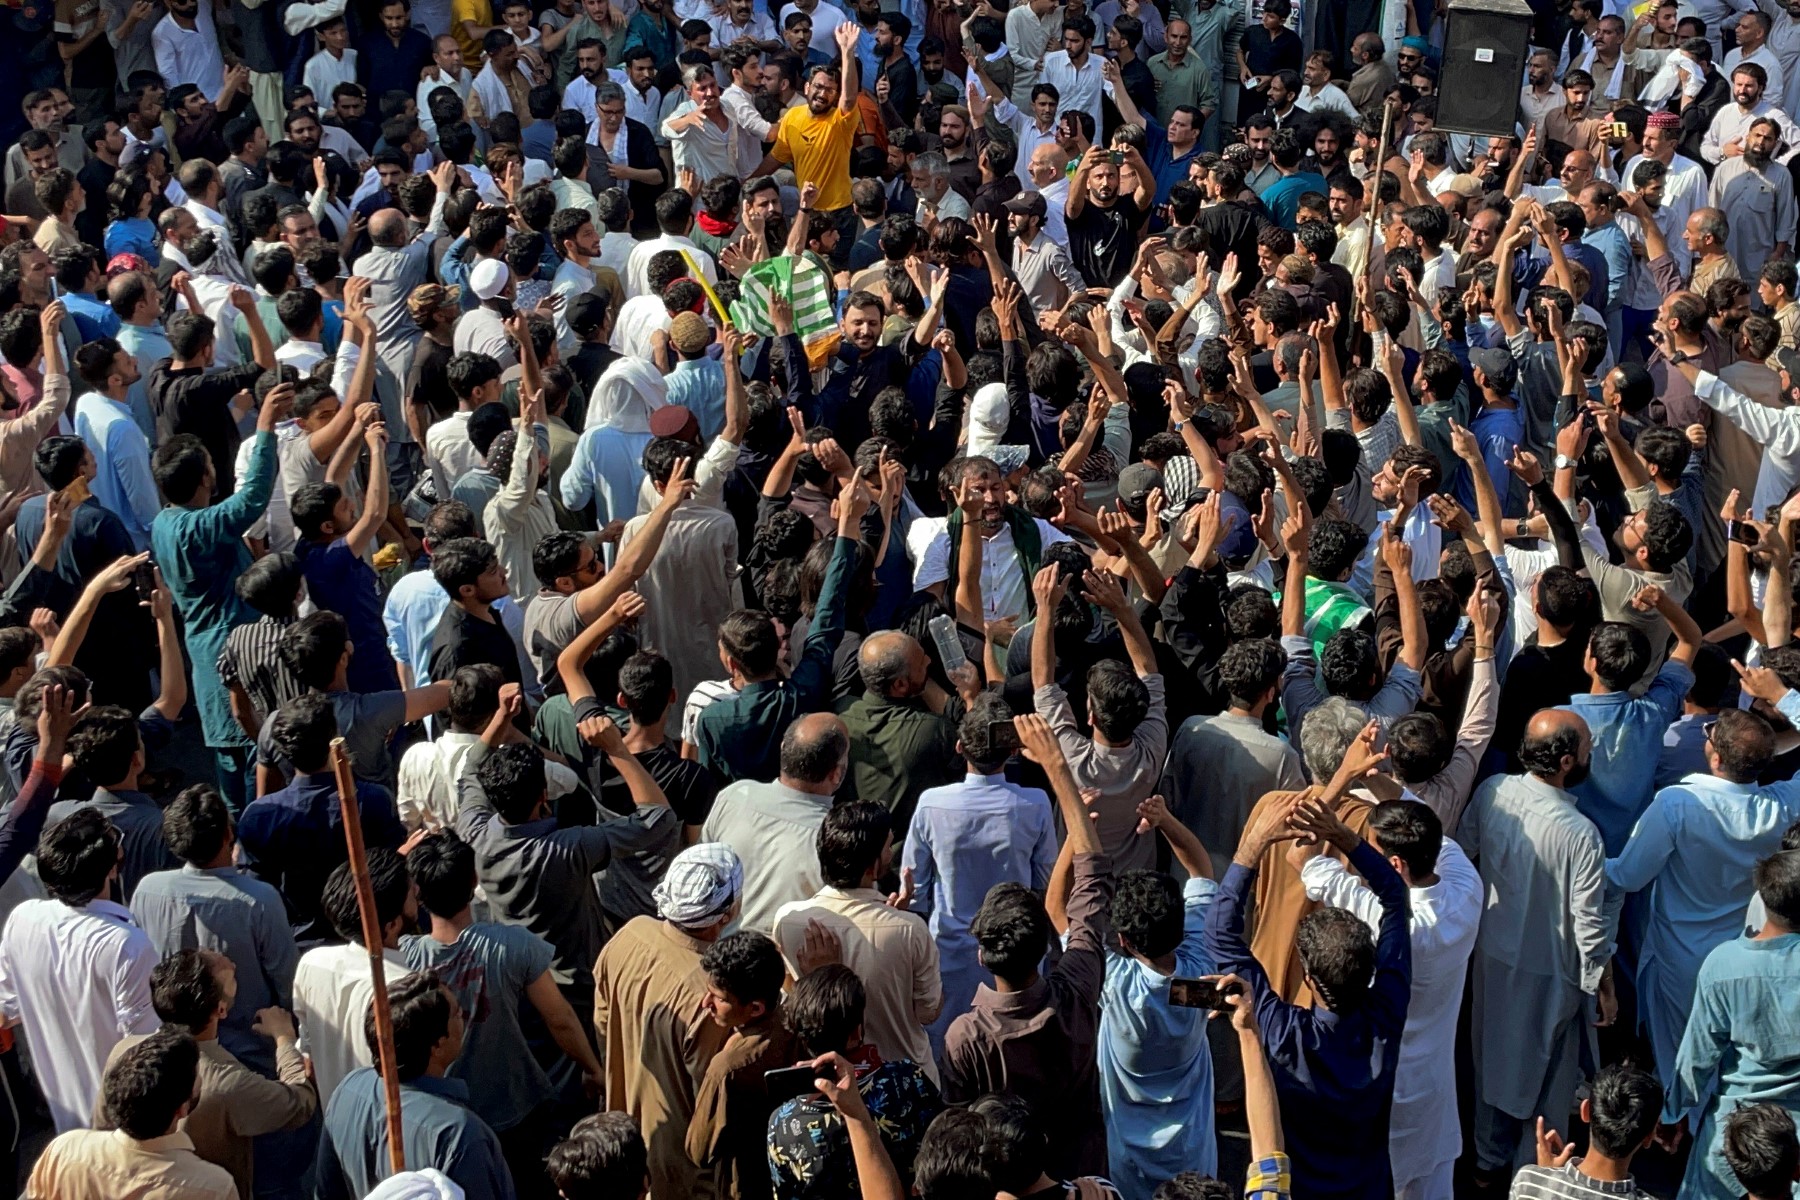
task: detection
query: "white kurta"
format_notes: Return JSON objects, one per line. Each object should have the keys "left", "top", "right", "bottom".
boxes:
{"left": 1302, "top": 841, "right": 1483, "bottom": 1193}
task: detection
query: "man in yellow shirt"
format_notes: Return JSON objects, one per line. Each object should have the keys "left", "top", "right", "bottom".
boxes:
{"left": 754, "top": 20, "right": 865, "bottom": 267}
{"left": 452, "top": 0, "right": 497, "bottom": 66}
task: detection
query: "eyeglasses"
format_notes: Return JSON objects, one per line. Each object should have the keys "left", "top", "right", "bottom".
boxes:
{"left": 598, "top": 106, "right": 625, "bottom": 117}
{"left": 1703, "top": 719, "right": 1718, "bottom": 743}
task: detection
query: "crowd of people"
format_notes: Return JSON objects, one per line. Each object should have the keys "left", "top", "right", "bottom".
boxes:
{"left": 0, "top": 0, "right": 1797, "bottom": 1195}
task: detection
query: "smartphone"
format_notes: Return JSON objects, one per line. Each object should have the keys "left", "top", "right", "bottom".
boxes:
{"left": 927, "top": 613, "right": 966, "bottom": 673}
{"left": 985, "top": 719, "right": 1021, "bottom": 755}
{"left": 60, "top": 476, "right": 90, "bottom": 505}
{"left": 764, "top": 1065, "right": 821, "bottom": 1105}
{"left": 1605, "top": 121, "right": 1629, "bottom": 139}
{"left": 1108, "top": 149, "right": 1125, "bottom": 165}
{"left": 1167, "top": 977, "right": 1242, "bottom": 1011}
{"left": 131, "top": 561, "right": 157, "bottom": 603}
{"left": 47, "top": 278, "right": 60, "bottom": 301}
{"left": 1729, "top": 519, "right": 1761, "bottom": 546}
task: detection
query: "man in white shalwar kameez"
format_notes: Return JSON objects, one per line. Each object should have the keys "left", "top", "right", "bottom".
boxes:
{"left": 1301, "top": 798, "right": 1482, "bottom": 1200}
{"left": 1456, "top": 709, "right": 1620, "bottom": 1176}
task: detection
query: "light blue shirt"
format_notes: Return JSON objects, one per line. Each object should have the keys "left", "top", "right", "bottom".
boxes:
{"left": 1656, "top": 712, "right": 1712, "bottom": 792}
{"left": 1664, "top": 933, "right": 1800, "bottom": 1200}
{"left": 74, "top": 391, "right": 159, "bottom": 550}
{"left": 1100, "top": 875, "right": 1220, "bottom": 1200}
{"left": 381, "top": 568, "right": 537, "bottom": 699}
{"left": 1606, "top": 771, "right": 1800, "bottom": 1082}
{"left": 114, "top": 322, "right": 170, "bottom": 444}
{"left": 1561, "top": 658, "right": 1695, "bottom": 856}
{"left": 900, "top": 772, "right": 1057, "bottom": 1057}
{"left": 130, "top": 863, "right": 299, "bottom": 1073}
{"left": 559, "top": 426, "right": 652, "bottom": 528}
{"left": 1582, "top": 221, "right": 1634, "bottom": 313}
{"left": 663, "top": 357, "right": 726, "bottom": 443}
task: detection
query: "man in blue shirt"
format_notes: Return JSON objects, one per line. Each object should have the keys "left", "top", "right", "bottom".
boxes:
{"left": 1256, "top": 127, "right": 1328, "bottom": 231}
{"left": 1105, "top": 60, "right": 1204, "bottom": 206}
{"left": 361, "top": 0, "right": 435, "bottom": 101}
{"left": 1204, "top": 732, "right": 1412, "bottom": 1200}
{"left": 1562, "top": 583, "right": 1700, "bottom": 855}
{"left": 314, "top": 969, "right": 517, "bottom": 1200}
{"left": 47, "top": 246, "right": 120, "bottom": 342}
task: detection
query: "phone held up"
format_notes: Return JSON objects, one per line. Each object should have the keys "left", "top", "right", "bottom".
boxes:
{"left": 1167, "top": 977, "right": 1244, "bottom": 1011}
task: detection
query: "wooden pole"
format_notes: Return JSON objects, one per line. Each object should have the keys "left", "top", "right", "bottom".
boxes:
{"left": 1354, "top": 97, "right": 1398, "bottom": 332}
{"left": 332, "top": 739, "right": 406, "bottom": 1176}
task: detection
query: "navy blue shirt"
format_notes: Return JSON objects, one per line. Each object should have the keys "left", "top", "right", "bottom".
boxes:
{"left": 360, "top": 27, "right": 435, "bottom": 100}
{"left": 1204, "top": 841, "right": 1413, "bottom": 1200}
{"left": 238, "top": 770, "right": 404, "bottom": 943}
{"left": 297, "top": 537, "right": 401, "bottom": 693}
{"left": 316, "top": 1070, "right": 515, "bottom": 1200}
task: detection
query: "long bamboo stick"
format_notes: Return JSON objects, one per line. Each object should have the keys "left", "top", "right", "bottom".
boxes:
{"left": 331, "top": 739, "right": 406, "bottom": 1177}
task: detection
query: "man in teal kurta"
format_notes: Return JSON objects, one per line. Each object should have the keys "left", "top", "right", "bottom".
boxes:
{"left": 151, "top": 381, "right": 293, "bottom": 811}
{"left": 1663, "top": 846, "right": 1800, "bottom": 1200}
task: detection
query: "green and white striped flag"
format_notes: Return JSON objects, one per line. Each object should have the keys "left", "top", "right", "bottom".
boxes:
{"left": 728, "top": 254, "right": 840, "bottom": 370}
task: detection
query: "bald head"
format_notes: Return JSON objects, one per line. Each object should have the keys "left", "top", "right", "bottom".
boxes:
{"left": 369, "top": 208, "right": 409, "bottom": 248}
{"left": 779, "top": 713, "right": 850, "bottom": 791}
{"left": 858, "top": 632, "right": 925, "bottom": 698}
{"left": 1519, "top": 709, "right": 1591, "bottom": 784}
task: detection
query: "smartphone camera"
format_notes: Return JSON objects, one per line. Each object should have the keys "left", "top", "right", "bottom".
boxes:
{"left": 1729, "top": 520, "right": 1761, "bottom": 547}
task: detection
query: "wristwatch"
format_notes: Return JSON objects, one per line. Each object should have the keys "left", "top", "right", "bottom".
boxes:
{"left": 1515, "top": 518, "right": 1529, "bottom": 539}
{"left": 1667, "top": 349, "right": 1692, "bottom": 365}
{"left": 1554, "top": 453, "right": 1576, "bottom": 471}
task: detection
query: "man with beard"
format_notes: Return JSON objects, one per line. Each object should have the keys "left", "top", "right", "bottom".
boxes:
{"left": 1007, "top": 191, "right": 1083, "bottom": 311}
{"left": 152, "top": 0, "right": 227, "bottom": 107}
{"left": 1677, "top": 37, "right": 1733, "bottom": 164}
{"left": 1328, "top": 170, "right": 1375, "bottom": 276}
{"left": 970, "top": 75, "right": 1060, "bottom": 188}
{"left": 712, "top": 0, "right": 781, "bottom": 51}
{"left": 938, "top": 104, "right": 981, "bottom": 201}
{"left": 1702, "top": 62, "right": 1800, "bottom": 162}
{"left": 1065, "top": 142, "right": 1151, "bottom": 287}
{"left": 1709, "top": 116, "right": 1795, "bottom": 265}
{"left": 1456, "top": 708, "right": 1614, "bottom": 1183}
{"left": 811, "top": 290, "right": 931, "bottom": 454}
{"left": 1296, "top": 49, "right": 1355, "bottom": 118}
{"left": 1519, "top": 48, "right": 1564, "bottom": 135}
{"left": 755, "top": 22, "right": 865, "bottom": 267}
{"left": 1148, "top": 20, "right": 1216, "bottom": 132}
{"left": 1344, "top": 32, "right": 1396, "bottom": 111}
{"left": 873, "top": 11, "right": 919, "bottom": 124}
{"left": 1104, "top": 61, "right": 1204, "bottom": 204}
{"left": 1626, "top": 110, "right": 1709, "bottom": 233}
{"left": 1544, "top": 67, "right": 1609, "bottom": 165}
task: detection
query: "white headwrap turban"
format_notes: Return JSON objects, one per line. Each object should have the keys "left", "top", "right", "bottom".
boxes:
{"left": 365, "top": 1170, "right": 465, "bottom": 1200}
{"left": 654, "top": 842, "right": 743, "bottom": 929}
{"left": 585, "top": 356, "right": 669, "bottom": 434}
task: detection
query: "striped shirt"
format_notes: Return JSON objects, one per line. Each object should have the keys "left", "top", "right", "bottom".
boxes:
{"left": 216, "top": 614, "right": 304, "bottom": 731}
{"left": 1508, "top": 1162, "right": 1646, "bottom": 1200}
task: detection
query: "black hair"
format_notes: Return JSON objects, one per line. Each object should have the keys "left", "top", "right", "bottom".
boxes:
{"left": 1588, "top": 621, "right": 1650, "bottom": 692}
{"left": 1725, "top": 1103, "right": 1800, "bottom": 1199}
{"left": 1110, "top": 869, "right": 1185, "bottom": 958}
{"left": 67, "top": 705, "right": 142, "bottom": 789}
{"left": 430, "top": 537, "right": 498, "bottom": 599}
{"left": 33, "top": 435, "right": 87, "bottom": 491}
{"left": 270, "top": 692, "right": 339, "bottom": 773}
{"left": 816, "top": 800, "right": 890, "bottom": 890}
{"left": 1320, "top": 628, "right": 1380, "bottom": 700}
{"left": 700, "top": 930, "right": 788, "bottom": 1012}
{"left": 236, "top": 551, "right": 305, "bottom": 617}
{"left": 408, "top": 828, "right": 478, "bottom": 918}
{"left": 549, "top": 1112, "right": 649, "bottom": 1198}
{"left": 1640, "top": 500, "right": 1694, "bottom": 572}
{"left": 161, "top": 785, "right": 232, "bottom": 867}
{"left": 1295, "top": 905, "right": 1375, "bottom": 1010}
{"left": 1366, "top": 798, "right": 1442, "bottom": 878}
{"left": 371, "top": 968, "right": 453, "bottom": 1081}
{"left": 914, "top": 1108, "right": 996, "bottom": 1200}
{"left": 103, "top": 1028, "right": 200, "bottom": 1139}
{"left": 150, "top": 947, "right": 227, "bottom": 1033}
{"left": 784, "top": 963, "right": 865, "bottom": 1056}
{"left": 322, "top": 846, "right": 410, "bottom": 945}
{"left": 1587, "top": 1063, "right": 1664, "bottom": 1157}
{"left": 971, "top": 882, "right": 1051, "bottom": 985}
{"left": 957, "top": 690, "right": 1015, "bottom": 772}
{"left": 475, "top": 742, "right": 548, "bottom": 824}
{"left": 279, "top": 611, "right": 349, "bottom": 692}
{"left": 38, "top": 806, "right": 120, "bottom": 906}
{"left": 1086, "top": 659, "right": 1151, "bottom": 741}
{"left": 1519, "top": 720, "right": 1585, "bottom": 779}
{"left": 1308, "top": 518, "right": 1367, "bottom": 581}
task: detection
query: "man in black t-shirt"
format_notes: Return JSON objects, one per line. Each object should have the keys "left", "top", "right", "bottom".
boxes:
{"left": 1065, "top": 143, "right": 1152, "bottom": 287}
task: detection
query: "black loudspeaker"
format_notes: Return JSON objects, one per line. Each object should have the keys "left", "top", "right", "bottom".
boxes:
{"left": 1435, "top": 0, "right": 1536, "bottom": 139}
